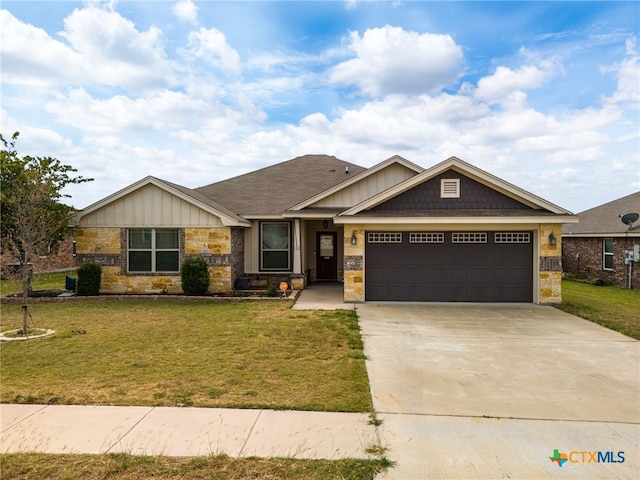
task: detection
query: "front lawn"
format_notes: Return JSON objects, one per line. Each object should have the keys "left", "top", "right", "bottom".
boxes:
{"left": 1, "top": 270, "right": 71, "bottom": 297}
{"left": 0, "top": 453, "right": 385, "bottom": 480}
{"left": 557, "top": 279, "right": 640, "bottom": 339}
{"left": 0, "top": 300, "right": 372, "bottom": 412}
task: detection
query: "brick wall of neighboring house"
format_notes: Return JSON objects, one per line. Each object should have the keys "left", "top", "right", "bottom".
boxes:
{"left": 563, "top": 237, "right": 640, "bottom": 289}
{"left": 1, "top": 235, "right": 75, "bottom": 277}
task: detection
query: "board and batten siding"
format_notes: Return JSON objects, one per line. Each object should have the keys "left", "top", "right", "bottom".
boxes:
{"left": 312, "top": 163, "right": 417, "bottom": 208}
{"left": 78, "top": 184, "right": 224, "bottom": 227}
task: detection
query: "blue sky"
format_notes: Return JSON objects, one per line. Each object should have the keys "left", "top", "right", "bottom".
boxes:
{"left": 1, "top": 0, "right": 638, "bottom": 212}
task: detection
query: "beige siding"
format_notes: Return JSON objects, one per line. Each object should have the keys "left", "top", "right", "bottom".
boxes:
{"left": 79, "top": 184, "right": 223, "bottom": 227}
{"left": 313, "top": 164, "right": 417, "bottom": 208}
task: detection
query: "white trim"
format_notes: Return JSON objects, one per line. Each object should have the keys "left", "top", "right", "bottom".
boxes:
{"left": 339, "top": 157, "right": 574, "bottom": 216}
{"left": 287, "top": 155, "right": 424, "bottom": 211}
{"left": 562, "top": 232, "right": 640, "bottom": 238}
{"left": 333, "top": 215, "right": 578, "bottom": 225}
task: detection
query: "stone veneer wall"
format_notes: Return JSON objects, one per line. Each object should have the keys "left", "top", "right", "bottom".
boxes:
{"left": 563, "top": 236, "right": 639, "bottom": 289}
{"left": 343, "top": 225, "right": 364, "bottom": 302}
{"left": 76, "top": 226, "right": 235, "bottom": 294}
{"left": 539, "top": 223, "right": 563, "bottom": 304}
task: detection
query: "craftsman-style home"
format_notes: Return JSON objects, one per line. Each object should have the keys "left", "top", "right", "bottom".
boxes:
{"left": 74, "top": 155, "right": 577, "bottom": 303}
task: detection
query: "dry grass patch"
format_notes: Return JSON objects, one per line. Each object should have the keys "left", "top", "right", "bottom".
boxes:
{"left": 0, "top": 300, "right": 372, "bottom": 412}
{"left": 0, "top": 453, "right": 386, "bottom": 479}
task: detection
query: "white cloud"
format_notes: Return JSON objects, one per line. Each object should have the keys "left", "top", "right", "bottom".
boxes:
{"left": 474, "top": 64, "right": 556, "bottom": 106}
{"left": 602, "top": 37, "right": 639, "bottom": 108}
{"left": 172, "top": 0, "right": 198, "bottom": 25}
{"left": 179, "top": 27, "right": 241, "bottom": 75}
{"left": 328, "top": 26, "right": 464, "bottom": 97}
{"left": 0, "top": 10, "right": 84, "bottom": 87}
{"left": 60, "top": 5, "right": 174, "bottom": 90}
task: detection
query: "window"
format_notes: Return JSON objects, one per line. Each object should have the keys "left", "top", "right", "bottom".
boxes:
{"left": 603, "top": 238, "right": 614, "bottom": 270}
{"left": 368, "top": 232, "right": 403, "bottom": 243}
{"left": 441, "top": 178, "right": 460, "bottom": 198}
{"left": 495, "top": 232, "right": 531, "bottom": 243}
{"left": 261, "top": 222, "right": 291, "bottom": 270}
{"left": 410, "top": 232, "right": 444, "bottom": 243}
{"left": 128, "top": 229, "right": 179, "bottom": 272}
{"left": 452, "top": 232, "right": 487, "bottom": 243}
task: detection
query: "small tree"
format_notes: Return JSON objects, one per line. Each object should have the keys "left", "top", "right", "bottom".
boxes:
{"left": 76, "top": 262, "right": 102, "bottom": 295}
{"left": 1, "top": 132, "right": 92, "bottom": 334}
{"left": 181, "top": 257, "right": 210, "bottom": 295}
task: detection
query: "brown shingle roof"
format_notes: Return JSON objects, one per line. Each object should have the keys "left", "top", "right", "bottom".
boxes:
{"left": 195, "top": 155, "right": 367, "bottom": 216}
{"left": 562, "top": 191, "right": 640, "bottom": 235}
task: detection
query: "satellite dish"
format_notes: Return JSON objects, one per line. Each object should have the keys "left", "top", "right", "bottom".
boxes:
{"left": 619, "top": 212, "right": 639, "bottom": 230}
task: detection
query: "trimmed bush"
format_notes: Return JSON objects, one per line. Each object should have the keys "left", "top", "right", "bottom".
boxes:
{"left": 181, "top": 257, "right": 210, "bottom": 295}
{"left": 76, "top": 262, "right": 102, "bottom": 295}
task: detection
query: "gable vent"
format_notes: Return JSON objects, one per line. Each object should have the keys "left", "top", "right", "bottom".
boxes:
{"left": 441, "top": 179, "right": 460, "bottom": 198}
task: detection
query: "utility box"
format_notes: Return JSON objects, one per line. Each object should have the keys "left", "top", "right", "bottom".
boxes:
{"left": 65, "top": 276, "right": 77, "bottom": 291}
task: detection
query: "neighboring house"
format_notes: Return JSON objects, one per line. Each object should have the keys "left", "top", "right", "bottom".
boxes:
{"left": 562, "top": 192, "right": 640, "bottom": 289}
{"left": 0, "top": 234, "right": 76, "bottom": 278}
{"left": 73, "top": 154, "right": 577, "bottom": 304}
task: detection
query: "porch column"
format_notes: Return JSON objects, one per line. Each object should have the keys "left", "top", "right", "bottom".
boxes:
{"left": 293, "top": 218, "right": 302, "bottom": 274}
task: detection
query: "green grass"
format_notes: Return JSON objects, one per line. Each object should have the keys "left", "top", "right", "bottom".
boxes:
{"left": 0, "top": 453, "right": 386, "bottom": 480}
{"left": 556, "top": 279, "right": 640, "bottom": 339}
{"left": 1, "top": 270, "right": 71, "bottom": 296}
{"left": 0, "top": 300, "right": 372, "bottom": 412}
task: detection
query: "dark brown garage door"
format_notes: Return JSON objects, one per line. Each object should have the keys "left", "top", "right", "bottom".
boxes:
{"left": 365, "top": 231, "right": 533, "bottom": 302}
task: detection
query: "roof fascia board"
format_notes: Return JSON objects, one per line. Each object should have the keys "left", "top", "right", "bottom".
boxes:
{"left": 287, "top": 155, "right": 424, "bottom": 211}
{"left": 562, "top": 232, "right": 640, "bottom": 238}
{"left": 77, "top": 176, "right": 250, "bottom": 227}
{"left": 333, "top": 215, "right": 579, "bottom": 225}
{"left": 339, "top": 157, "right": 573, "bottom": 216}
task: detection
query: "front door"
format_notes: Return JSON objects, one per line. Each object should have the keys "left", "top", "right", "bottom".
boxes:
{"left": 317, "top": 232, "right": 338, "bottom": 280}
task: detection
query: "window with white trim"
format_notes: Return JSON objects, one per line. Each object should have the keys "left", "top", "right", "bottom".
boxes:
{"left": 495, "top": 232, "right": 531, "bottom": 243}
{"left": 452, "top": 232, "right": 487, "bottom": 243}
{"left": 128, "top": 228, "right": 179, "bottom": 272}
{"left": 368, "top": 232, "right": 403, "bottom": 243}
{"left": 603, "top": 238, "right": 614, "bottom": 270}
{"left": 260, "top": 222, "right": 291, "bottom": 270}
{"left": 410, "top": 232, "right": 444, "bottom": 243}
{"left": 441, "top": 178, "right": 460, "bottom": 198}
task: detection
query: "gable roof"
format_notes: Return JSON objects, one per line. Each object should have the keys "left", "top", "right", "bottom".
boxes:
{"left": 195, "top": 154, "right": 366, "bottom": 217}
{"left": 562, "top": 191, "right": 640, "bottom": 237}
{"left": 76, "top": 176, "right": 251, "bottom": 227}
{"left": 286, "top": 155, "right": 424, "bottom": 212}
{"left": 336, "top": 156, "right": 576, "bottom": 222}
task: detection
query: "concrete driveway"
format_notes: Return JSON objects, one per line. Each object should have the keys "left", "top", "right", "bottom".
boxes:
{"left": 357, "top": 303, "right": 640, "bottom": 479}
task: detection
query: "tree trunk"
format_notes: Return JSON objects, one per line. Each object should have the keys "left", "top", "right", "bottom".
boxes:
{"left": 21, "top": 262, "right": 30, "bottom": 335}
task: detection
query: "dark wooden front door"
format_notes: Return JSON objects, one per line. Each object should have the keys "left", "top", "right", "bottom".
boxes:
{"left": 317, "top": 232, "right": 338, "bottom": 280}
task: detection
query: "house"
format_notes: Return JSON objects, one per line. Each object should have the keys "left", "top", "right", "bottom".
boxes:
{"left": 73, "top": 154, "right": 577, "bottom": 304}
{"left": 562, "top": 192, "right": 640, "bottom": 289}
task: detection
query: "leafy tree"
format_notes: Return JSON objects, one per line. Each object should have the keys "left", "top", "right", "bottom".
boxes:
{"left": 1, "top": 132, "right": 92, "bottom": 334}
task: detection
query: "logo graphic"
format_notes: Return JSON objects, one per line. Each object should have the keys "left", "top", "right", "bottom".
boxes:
{"left": 549, "top": 449, "right": 625, "bottom": 467}
{"left": 550, "top": 449, "right": 568, "bottom": 467}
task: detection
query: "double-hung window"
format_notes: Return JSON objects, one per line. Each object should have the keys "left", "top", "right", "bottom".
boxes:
{"left": 128, "top": 228, "right": 179, "bottom": 273}
{"left": 603, "top": 238, "right": 614, "bottom": 270}
{"left": 260, "top": 222, "right": 291, "bottom": 270}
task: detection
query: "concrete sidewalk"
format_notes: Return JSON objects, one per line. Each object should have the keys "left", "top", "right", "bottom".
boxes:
{"left": 292, "top": 282, "right": 353, "bottom": 310}
{"left": 0, "top": 404, "right": 378, "bottom": 459}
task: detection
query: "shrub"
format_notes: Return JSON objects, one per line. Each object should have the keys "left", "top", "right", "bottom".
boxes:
{"left": 181, "top": 257, "right": 210, "bottom": 295}
{"left": 266, "top": 283, "right": 278, "bottom": 297}
{"left": 76, "top": 262, "right": 102, "bottom": 295}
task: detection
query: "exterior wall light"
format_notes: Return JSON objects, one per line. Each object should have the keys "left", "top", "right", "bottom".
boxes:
{"left": 549, "top": 232, "right": 556, "bottom": 246}
{"left": 323, "top": 220, "right": 328, "bottom": 229}
{"left": 350, "top": 232, "right": 358, "bottom": 245}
